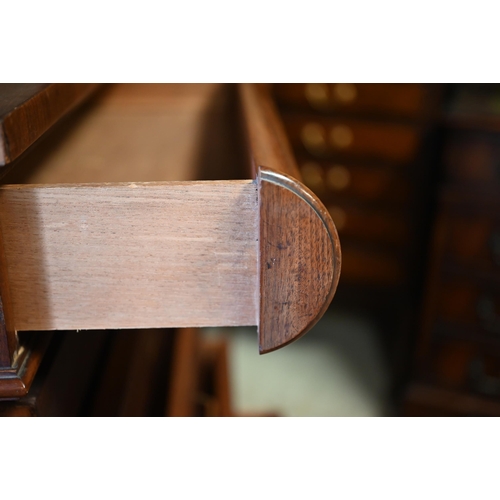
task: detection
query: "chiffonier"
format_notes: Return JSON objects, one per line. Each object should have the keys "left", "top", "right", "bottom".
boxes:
{"left": 403, "top": 84, "right": 500, "bottom": 416}
{"left": 273, "top": 83, "right": 500, "bottom": 416}
{"left": 0, "top": 84, "right": 340, "bottom": 416}
{"left": 273, "top": 84, "right": 442, "bottom": 391}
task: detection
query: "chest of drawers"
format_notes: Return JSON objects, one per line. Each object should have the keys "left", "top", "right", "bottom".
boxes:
{"left": 405, "top": 84, "right": 500, "bottom": 415}
{"left": 0, "top": 84, "right": 341, "bottom": 413}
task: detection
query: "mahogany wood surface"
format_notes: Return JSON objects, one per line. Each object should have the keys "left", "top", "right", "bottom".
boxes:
{"left": 258, "top": 169, "right": 341, "bottom": 353}
{"left": 239, "top": 84, "right": 300, "bottom": 179}
{"left": 0, "top": 82, "right": 341, "bottom": 401}
{"left": 0, "top": 84, "right": 99, "bottom": 168}
{"left": 239, "top": 84, "right": 341, "bottom": 353}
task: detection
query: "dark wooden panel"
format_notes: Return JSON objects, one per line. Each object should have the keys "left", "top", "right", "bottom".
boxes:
{"left": 443, "top": 129, "right": 500, "bottom": 185}
{"left": 339, "top": 245, "right": 407, "bottom": 286}
{"left": 0, "top": 84, "right": 99, "bottom": 168}
{"left": 423, "top": 338, "right": 500, "bottom": 398}
{"left": 167, "top": 328, "right": 201, "bottom": 417}
{"left": 297, "top": 158, "right": 412, "bottom": 207}
{"left": 283, "top": 115, "right": 420, "bottom": 164}
{"left": 326, "top": 204, "right": 410, "bottom": 249}
{"left": 274, "top": 84, "right": 426, "bottom": 118}
{"left": 403, "top": 383, "right": 500, "bottom": 416}
{"left": 437, "top": 277, "right": 500, "bottom": 336}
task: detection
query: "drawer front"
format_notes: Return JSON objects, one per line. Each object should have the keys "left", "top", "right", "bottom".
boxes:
{"left": 443, "top": 214, "right": 500, "bottom": 274}
{"left": 326, "top": 204, "right": 410, "bottom": 248}
{"left": 298, "top": 159, "right": 412, "bottom": 206}
{"left": 284, "top": 116, "right": 420, "bottom": 163}
{"left": 443, "top": 130, "right": 500, "bottom": 184}
{"left": 437, "top": 278, "right": 500, "bottom": 336}
{"left": 426, "top": 339, "right": 500, "bottom": 397}
{"left": 274, "top": 83, "right": 426, "bottom": 117}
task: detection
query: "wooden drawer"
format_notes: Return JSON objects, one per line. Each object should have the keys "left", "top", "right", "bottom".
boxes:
{"left": 274, "top": 84, "right": 426, "bottom": 118}
{"left": 297, "top": 158, "right": 412, "bottom": 206}
{"left": 283, "top": 115, "right": 420, "bottom": 164}
{"left": 443, "top": 129, "right": 500, "bottom": 185}
{"left": 0, "top": 83, "right": 342, "bottom": 398}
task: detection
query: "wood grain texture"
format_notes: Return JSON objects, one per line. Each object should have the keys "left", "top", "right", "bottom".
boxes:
{"left": 0, "top": 84, "right": 99, "bottom": 168}
{"left": 239, "top": 84, "right": 300, "bottom": 179}
{"left": 0, "top": 180, "right": 258, "bottom": 332}
{"left": 4, "top": 84, "right": 244, "bottom": 185}
{"left": 258, "top": 168, "right": 341, "bottom": 353}
{"left": 239, "top": 84, "right": 341, "bottom": 353}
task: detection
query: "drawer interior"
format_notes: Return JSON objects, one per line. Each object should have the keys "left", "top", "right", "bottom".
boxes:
{"left": 2, "top": 84, "right": 247, "bottom": 185}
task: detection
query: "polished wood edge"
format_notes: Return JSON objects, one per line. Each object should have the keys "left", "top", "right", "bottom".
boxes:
{"left": 258, "top": 167, "right": 341, "bottom": 354}
{"left": 0, "top": 83, "right": 100, "bottom": 168}
{"left": 239, "top": 83, "right": 301, "bottom": 180}
{"left": 239, "top": 83, "right": 341, "bottom": 353}
{"left": 0, "top": 333, "right": 52, "bottom": 399}
{"left": 0, "top": 210, "right": 17, "bottom": 365}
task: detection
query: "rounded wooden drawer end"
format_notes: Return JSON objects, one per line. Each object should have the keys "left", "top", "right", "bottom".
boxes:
{"left": 258, "top": 167, "right": 341, "bottom": 354}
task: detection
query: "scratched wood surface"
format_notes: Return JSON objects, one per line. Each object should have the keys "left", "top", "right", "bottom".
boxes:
{"left": 0, "top": 180, "right": 258, "bottom": 332}
{"left": 258, "top": 170, "right": 341, "bottom": 353}
{"left": 239, "top": 84, "right": 342, "bottom": 353}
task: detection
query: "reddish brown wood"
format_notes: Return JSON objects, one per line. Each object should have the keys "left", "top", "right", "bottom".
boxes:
{"left": 0, "top": 84, "right": 99, "bottom": 168}
{"left": 167, "top": 328, "right": 201, "bottom": 417}
{"left": 239, "top": 84, "right": 341, "bottom": 353}
{"left": 0, "top": 333, "right": 52, "bottom": 398}
{"left": 283, "top": 115, "right": 420, "bottom": 164}
{"left": 239, "top": 83, "right": 301, "bottom": 179}
{"left": 274, "top": 84, "right": 426, "bottom": 118}
{"left": 258, "top": 168, "right": 341, "bottom": 353}
{"left": 403, "top": 383, "right": 500, "bottom": 416}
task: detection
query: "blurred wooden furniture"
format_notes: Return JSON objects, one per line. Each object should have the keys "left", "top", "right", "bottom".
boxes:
{"left": 404, "top": 85, "right": 500, "bottom": 415}
{"left": 0, "top": 83, "right": 339, "bottom": 415}
{"left": 273, "top": 84, "right": 442, "bottom": 385}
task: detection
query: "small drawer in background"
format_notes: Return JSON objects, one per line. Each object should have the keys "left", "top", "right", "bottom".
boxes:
{"left": 284, "top": 116, "right": 420, "bottom": 164}
{"left": 274, "top": 83, "right": 426, "bottom": 118}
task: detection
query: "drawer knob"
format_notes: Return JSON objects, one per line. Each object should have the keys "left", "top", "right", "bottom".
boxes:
{"left": 330, "top": 125, "right": 353, "bottom": 149}
{"left": 301, "top": 123, "right": 327, "bottom": 154}
{"left": 327, "top": 165, "right": 351, "bottom": 191}
{"left": 300, "top": 161, "right": 324, "bottom": 191}
{"left": 332, "top": 83, "right": 357, "bottom": 104}
{"left": 304, "top": 83, "right": 329, "bottom": 109}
